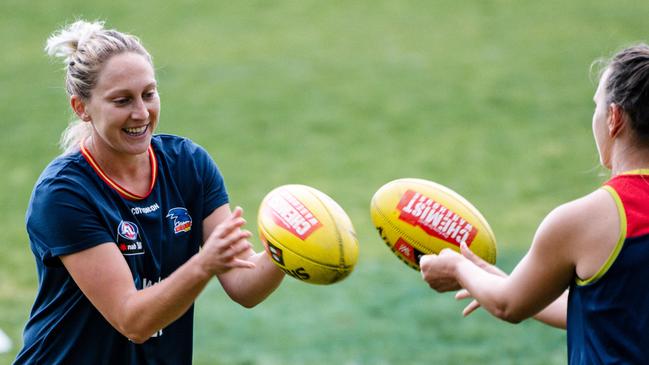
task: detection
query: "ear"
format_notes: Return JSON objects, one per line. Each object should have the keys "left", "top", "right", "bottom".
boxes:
{"left": 70, "top": 95, "right": 91, "bottom": 122}
{"left": 607, "top": 103, "right": 626, "bottom": 138}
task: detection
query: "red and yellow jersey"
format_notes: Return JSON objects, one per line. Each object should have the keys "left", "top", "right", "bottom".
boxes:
{"left": 568, "top": 170, "right": 649, "bottom": 364}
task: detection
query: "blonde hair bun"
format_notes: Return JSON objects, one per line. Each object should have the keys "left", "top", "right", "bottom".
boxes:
{"left": 45, "top": 20, "right": 105, "bottom": 64}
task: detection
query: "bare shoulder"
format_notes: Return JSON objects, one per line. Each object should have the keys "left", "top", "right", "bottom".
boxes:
{"left": 546, "top": 188, "right": 617, "bottom": 231}
{"left": 533, "top": 188, "right": 620, "bottom": 280}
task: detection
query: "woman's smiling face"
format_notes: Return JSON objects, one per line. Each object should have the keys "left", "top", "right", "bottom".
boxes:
{"left": 82, "top": 52, "right": 160, "bottom": 157}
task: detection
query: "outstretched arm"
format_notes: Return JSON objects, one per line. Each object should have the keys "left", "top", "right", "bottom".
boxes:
{"left": 61, "top": 206, "right": 254, "bottom": 343}
{"left": 205, "top": 205, "right": 285, "bottom": 308}
{"left": 453, "top": 245, "right": 568, "bottom": 329}
{"left": 421, "top": 189, "right": 619, "bottom": 325}
{"left": 421, "top": 204, "right": 579, "bottom": 323}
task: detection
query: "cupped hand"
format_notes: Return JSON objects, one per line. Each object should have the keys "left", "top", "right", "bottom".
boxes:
{"left": 199, "top": 207, "right": 256, "bottom": 275}
{"left": 420, "top": 248, "right": 464, "bottom": 292}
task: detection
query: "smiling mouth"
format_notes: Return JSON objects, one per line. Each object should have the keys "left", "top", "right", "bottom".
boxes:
{"left": 123, "top": 125, "right": 149, "bottom": 137}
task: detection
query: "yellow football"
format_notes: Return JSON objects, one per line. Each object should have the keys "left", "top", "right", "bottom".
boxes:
{"left": 370, "top": 178, "right": 497, "bottom": 270}
{"left": 258, "top": 184, "right": 359, "bottom": 285}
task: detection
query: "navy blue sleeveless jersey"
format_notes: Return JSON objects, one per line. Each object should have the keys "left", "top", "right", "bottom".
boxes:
{"left": 14, "top": 134, "right": 228, "bottom": 365}
{"left": 568, "top": 171, "right": 649, "bottom": 364}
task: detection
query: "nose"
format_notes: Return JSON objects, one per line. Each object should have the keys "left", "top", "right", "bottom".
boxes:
{"left": 131, "top": 97, "right": 150, "bottom": 121}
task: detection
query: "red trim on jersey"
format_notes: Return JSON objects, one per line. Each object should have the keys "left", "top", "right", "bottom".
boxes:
{"left": 606, "top": 173, "right": 649, "bottom": 238}
{"left": 80, "top": 141, "right": 157, "bottom": 201}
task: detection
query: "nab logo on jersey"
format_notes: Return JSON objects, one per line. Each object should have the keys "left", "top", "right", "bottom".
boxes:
{"left": 166, "top": 207, "right": 192, "bottom": 235}
{"left": 116, "top": 220, "right": 145, "bottom": 255}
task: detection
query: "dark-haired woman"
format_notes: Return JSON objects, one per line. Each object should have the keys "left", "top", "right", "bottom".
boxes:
{"left": 421, "top": 44, "right": 649, "bottom": 364}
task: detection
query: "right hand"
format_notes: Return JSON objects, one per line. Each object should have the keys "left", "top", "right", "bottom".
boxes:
{"left": 198, "top": 207, "right": 256, "bottom": 276}
{"left": 455, "top": 242, "right": 507, "bottom": 316}
{"left": 420, "top": 249, "right": 465, "bottom": 292}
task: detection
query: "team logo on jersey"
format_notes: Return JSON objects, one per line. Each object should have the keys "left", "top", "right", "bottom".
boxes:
{"left": 166, "top": 207, "right": 192, "bottom": 235}
{"left": 116, "top": 220, "right": 144, "bottom": 255}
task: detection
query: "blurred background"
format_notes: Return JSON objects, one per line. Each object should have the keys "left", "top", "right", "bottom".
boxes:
{"left": 2, "top": 1, "right": 648, "bottom": 364}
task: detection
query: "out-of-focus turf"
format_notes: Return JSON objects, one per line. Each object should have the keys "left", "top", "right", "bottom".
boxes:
{"left": 2, "top": 1, "right": 648, "bottom": 363}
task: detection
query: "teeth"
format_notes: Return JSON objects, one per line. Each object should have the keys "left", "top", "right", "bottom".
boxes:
{"left": 124, "top": 125, "right": 147, "bottom": 135}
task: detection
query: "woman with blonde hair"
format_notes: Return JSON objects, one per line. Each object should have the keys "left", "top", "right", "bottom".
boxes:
{"left": 14, "top": 20, "right": 285, "bottom": 364}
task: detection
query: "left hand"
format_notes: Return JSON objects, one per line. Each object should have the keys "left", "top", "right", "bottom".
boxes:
{"left": 420, "top": 248, "right": 464, "bottom": 292}
{"left": 199, "top": 207, "right": 256, "bottom": 276}
{"left": 453, "top": 241, "right": 508, "bottom": 316}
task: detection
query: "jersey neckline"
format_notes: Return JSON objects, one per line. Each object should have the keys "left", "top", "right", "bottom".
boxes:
{"left": 618, "top": 169, "right": 649, "bottom": 176}
{"left": 79, "top": 140, "right": 158, "bottom": 201}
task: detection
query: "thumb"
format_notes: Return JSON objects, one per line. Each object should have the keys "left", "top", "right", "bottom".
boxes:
{"left": 460, "top": 241, "right": 482, "bottom": 264}
{"left": 419, "top": 253, "right": 436, "bottom": 267}
{"left": 460, "top": 242, "right": 506, "bottom": 277}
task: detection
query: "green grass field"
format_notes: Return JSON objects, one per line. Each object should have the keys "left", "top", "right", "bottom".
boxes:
{"left": 2, "top": 1, "right": 648, "bottom": 363}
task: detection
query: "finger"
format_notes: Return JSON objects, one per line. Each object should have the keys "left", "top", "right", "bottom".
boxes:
{"left": 231, "top": 206, "right": 243, "bottom": 217}
{"left": 228, "top": 237, "right": 254, "bottom": 257}
{"left": 228, "top": 258, "right": 256, "bottom": 269}
{"left": 455, "top": 289, "right": 472, "bottom": 300}
{"left": 214, "top": 227, "right": 248, "bottom": 248}
{"left": 210, "top": 216, "right": 247, "bottom": 241}
{"left": 462, "top": 300, "right": 481, "bottom": 317}
{"left": 460, "top": 242, "right": 506, "bottom": 276}
{"left": 218, "top": 232, "right": 253, "bottom": 255}
{"left": 213, "top": 208, "right": 244, "bottom": 235}
{"left": 460, "top": 242, "right": 485, "bottom": 266}
{"left": 438, "top": 248, "right": 456, "bottom": 256}
{"left": 419, "top": 254, "right": 436, "bottom": 271}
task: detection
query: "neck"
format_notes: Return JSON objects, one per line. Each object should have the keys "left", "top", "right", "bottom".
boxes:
{"left": 610, "top": 141, "right": 649, "bottom": 176}
{"left": 85, "top": 136, "right": 151, "bottom": 183}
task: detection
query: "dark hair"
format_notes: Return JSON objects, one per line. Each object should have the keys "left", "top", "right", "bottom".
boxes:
{"left": 604, "top": 44, "right": 649, "bottom": 140}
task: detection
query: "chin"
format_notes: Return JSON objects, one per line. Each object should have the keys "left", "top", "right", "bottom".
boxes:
{"left": 123, "top": 139, "right": 152, "bottom": 155}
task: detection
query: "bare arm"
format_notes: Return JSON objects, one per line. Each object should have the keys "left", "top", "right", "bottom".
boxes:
{"left": 421, "top": 209, "right": 575, "bottom": 323}
{"left": 456, "top": 286, "right": 568, "bottom": 329}
{"left": 61, "top": 207, "right": 254, "bottom": 343}
{"left": 453, "top": 244, "right": 568, "bottom": 329}
{"left": 453, "top": 236, "right": 573, "bottom": 324}
{"left": 421, "top": 189, "right": 619, "bottom": 325}
{"left": 532, "top": 290, "right": 568, "bottom": 329}
{"left": 206, "top": 205, "right": 285, "bottom": 308}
